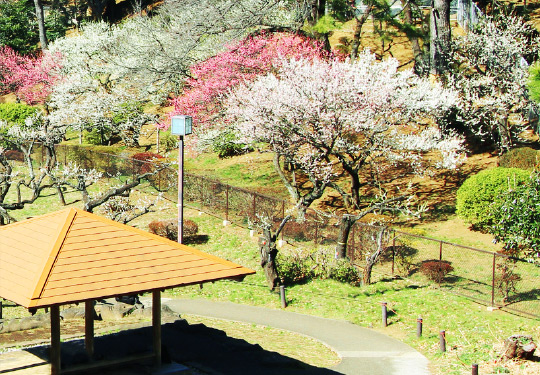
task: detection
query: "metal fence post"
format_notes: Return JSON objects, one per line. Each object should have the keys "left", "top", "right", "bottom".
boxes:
{"left": 472, "top": 364, "right": 478, "bottom": 375}
{"left": 225, "top": 186, "right": 229, "bottom": 223}
{"left": 350, "top": 223, "right": 356, "bottom": 260}
{"left": 439, "top": 240, "right": 444, "bottom": 285}
{"left": 391, "top": 233, "right": 396, "bottom": 275}
{"left": 416, "top": 316, "right": 423, "bottom": 338}
{"left": 252, "top": 194, "right": 256, "bottom": 219}
{"left": 491, "top": 253, "right": 496, "bottom": 308}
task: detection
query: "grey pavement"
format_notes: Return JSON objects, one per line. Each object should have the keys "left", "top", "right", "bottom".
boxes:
{"left": 154, "top": 298, "right": 430, "bottom": 375}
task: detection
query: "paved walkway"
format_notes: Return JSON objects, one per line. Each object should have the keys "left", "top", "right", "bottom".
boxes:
{"left": 157, "top": 298, "right": 430, "bottom": 375}
{"left": 0, "top": 298, "right": 430, "bottom": 375}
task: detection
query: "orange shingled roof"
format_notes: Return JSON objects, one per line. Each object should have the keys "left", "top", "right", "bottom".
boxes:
{"left": 0, "top": 208, "right": 255, "bottom": 308}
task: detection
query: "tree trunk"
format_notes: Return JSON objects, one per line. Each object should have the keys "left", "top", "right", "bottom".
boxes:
{"left": 401, "top": 0, "right": 424, "bottom": 68}
{"left": 308, "top": 0, "right": 326, "bottom": 25}
{"left": 56, "top": 185, "right": 66, "bottom": 206}
{"left": 351, "top": 4, "right": 373, "bottom": 61}
{"left": 497, "top": 114, "right": 512, "bottom": 152}
{"left": 33, "top": 0, "right": 48, "bottom": 50}
{"left": 363, "top": 261, "right": 375, "bottom": 285}
{"left": 363, "top": 226, "right": 389, "bottom": 285}
{"left": 430, "top": 0, "right": 451, "bottom": 75}
{"left": 259, "top": 228, "right": 280, "bottom": 290}
{"left": 335, "top": 215, "right": 357, "bottom": 259}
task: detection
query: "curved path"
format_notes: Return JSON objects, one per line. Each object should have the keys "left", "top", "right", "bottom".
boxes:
{"left": 158, "top": 298, "right": 430, "bottom": 375}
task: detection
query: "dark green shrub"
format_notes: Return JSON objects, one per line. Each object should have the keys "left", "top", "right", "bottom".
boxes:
{"left": 499, "top": 147, "right": 539, "bottom": 170}
{"left": 489, "top": 173, "right": 540, "bottom": 258}
{"left": 83, "top": 127, "right": 114, "bottom": 145}
{"left": 0, "top": 0, "right": 38, "bottom": 54}
{"left": 326, "top": 259, "right": 361, "bottom": 285}
{"left": 456, "top": 167, "right": 531, "bottom": 230}
{"left": 211, "top": 130, "right": 253, "bottom": 158}
{"left": 276, "top": 251, "right": 315, "bottom": 284}
{"left": 277, "top": 248, "right": 360, "bottom": 286}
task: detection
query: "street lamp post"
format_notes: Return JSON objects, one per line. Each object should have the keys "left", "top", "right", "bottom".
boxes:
{"left": 170, "top": 115, "right": 192, "bottom": 244}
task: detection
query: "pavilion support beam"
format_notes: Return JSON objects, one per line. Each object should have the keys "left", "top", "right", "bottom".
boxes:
{"left": 152, "top": 290, "right": 161, "bottom": 367}
{"left": 50, "top": 305, "right": 61, "bottom": 375}
{"left": 85, "top": 300, "right": 94, "bottom": 360}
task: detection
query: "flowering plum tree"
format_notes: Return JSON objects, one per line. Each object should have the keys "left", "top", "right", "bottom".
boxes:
{"left": 170, "top": 32, "right": 325, "bottom": 133}
{"left": 0, "top": 47, "right": 60, "bottom": 105}
{"left": 447, "top": 15, "right": 540, "bottom": 151}
{"left": 226, "top": 51, "right": 465, "bottom": 286}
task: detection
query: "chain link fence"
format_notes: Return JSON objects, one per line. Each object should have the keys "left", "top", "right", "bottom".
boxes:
{"left": 28, "top": 145, "right": 540, "bottom": 319}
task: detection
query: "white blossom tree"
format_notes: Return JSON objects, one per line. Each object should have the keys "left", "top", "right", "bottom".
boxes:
{"left": 447, "top": 15, "right": 540, "bottom": 151}
{"left": 226, "top": 51, "right": 465, "bottom": 286}
{"left": 46, "top": 0, "right": 301, "bottom": 145}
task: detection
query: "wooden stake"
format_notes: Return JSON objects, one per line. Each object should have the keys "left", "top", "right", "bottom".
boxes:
{"left": 50, "top": 305, "right": 61, "bottom": 375}
{"left": 85, "top": 300, "right": 94, "bottom": 360}
{"left": 152, "top": 290, "right": 162, "bottom": 367}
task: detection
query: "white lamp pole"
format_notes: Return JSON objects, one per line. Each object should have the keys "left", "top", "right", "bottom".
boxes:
{"left": 170, "top": 115, "right": 193, "bottom": 244}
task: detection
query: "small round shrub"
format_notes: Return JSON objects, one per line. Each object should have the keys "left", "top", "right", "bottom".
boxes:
{"left": 499, "top": 147, "right": 540, "bottom": 170}
{"left": 326, "top": 259, "right": 361, "bottom": 285}
{"left": 211, "top": 130, "right": 253, "bottom": 158}
{"left": 148, "top": 219, "right": 199, "bottom": 242}
{"left": 419, "top": 260, "right": 454, "bottom": 283}
{"left": 4, "top": 149, "right": 24, "bottom": 161}
{"left": 276, "top": 251, "right": 315, "bottom": 284}
{"left": 456, "top": 167, "right": 531, "bottom": 230}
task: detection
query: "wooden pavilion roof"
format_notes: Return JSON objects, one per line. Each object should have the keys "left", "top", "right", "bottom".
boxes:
{"left": 0, "top": 207, "right": 254, "bottom": 309}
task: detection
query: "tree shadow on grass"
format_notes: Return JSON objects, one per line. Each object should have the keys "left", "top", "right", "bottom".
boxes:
{"left": 183, "top": 234, "right": 210, "bottom": 245}
{"left": 24, "top": 319, "right": 340, "bottom": 375}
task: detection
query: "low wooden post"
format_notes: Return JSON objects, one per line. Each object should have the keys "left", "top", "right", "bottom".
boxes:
{"left": 50, "top": 305, "right": 61, "bottom": 375}
{"left": 152, "top": 290, "right": 162, "bottom": 367}
{"left": 280, "top": 285, "right": 287, "bottom": 308}
{"left": 85, "top": 300, "right": 94, "bottom": 359}
{"left": 381, "top": 302, "right": 388, "bottom": 327}
{"left": 440, "top": 330, "right": 446, "bottom": 352}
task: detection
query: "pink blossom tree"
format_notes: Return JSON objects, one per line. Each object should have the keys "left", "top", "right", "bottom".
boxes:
{"left": 168, "top": 32, "right": 326, "bottom": 138}
{"left": 226, "top": 51, "right": 465, "bottom": 287}
{"left": 0, "top": 46, "right": 60, "bottom": 105}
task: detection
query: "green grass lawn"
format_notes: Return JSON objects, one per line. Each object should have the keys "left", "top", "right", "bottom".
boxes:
{"left": 2, "top": 151, "right": 539, "bottom": 374}
{"left": 158, "top": 210, "right": 540, "bottom": 375}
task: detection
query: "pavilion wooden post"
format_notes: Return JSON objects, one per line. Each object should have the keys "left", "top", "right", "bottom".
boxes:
{"left": 152, "top": 290, "right": 162, "bottom": 367}
{"left": 84, "top": 300, "right": 94, "bottom": 359}
{"left": 50, "top": 305, "right": 61, "bottom": 375}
